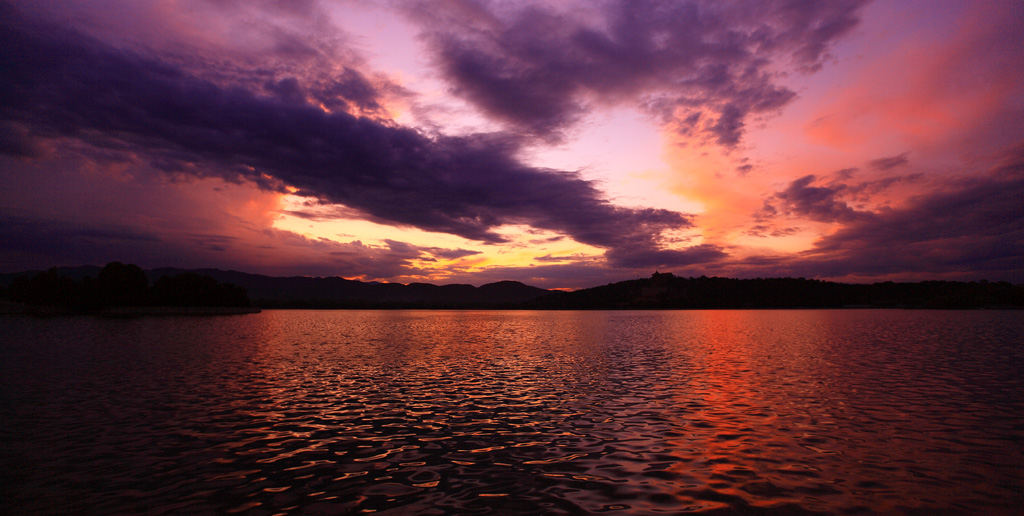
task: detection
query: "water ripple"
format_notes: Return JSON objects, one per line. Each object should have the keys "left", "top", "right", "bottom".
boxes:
{"left": 1, "top": 310, "right": 1022, "bottom": 514}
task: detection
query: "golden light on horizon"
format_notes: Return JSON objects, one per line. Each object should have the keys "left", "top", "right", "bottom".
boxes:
{"left": 271, "top": 196, "right": 607, "bottom": 282}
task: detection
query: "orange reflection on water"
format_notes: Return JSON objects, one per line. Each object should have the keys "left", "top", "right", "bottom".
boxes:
{"left": 655, "top": 310, "right": 846, "bottom": 512}
{"left": 208, "top": 310, "right": 1022, "bottom": 514}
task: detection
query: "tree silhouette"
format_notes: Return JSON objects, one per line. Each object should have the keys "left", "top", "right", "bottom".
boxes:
{"left": 152, "top": 273, "right": 250, "bottom": 307}
{"left": 97, "top": 262, "right": 149, "bottom": 306}
{"left": 7, "top": 268, "right": 76, "bottom": 307}
{"left": 3, "top": 262, "right": 252, "bottom": 311}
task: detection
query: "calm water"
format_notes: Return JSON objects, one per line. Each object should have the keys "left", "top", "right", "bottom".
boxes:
{"left": 1, "top": 310, "right": 1021, "bottom": 515}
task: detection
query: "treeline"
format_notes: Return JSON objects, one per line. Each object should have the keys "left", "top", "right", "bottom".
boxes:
{"left": 3, "top": 262, "right": 250, "bottom": 310}
{"left": 525, "top": 273, "right": 1024, "bottom": 309}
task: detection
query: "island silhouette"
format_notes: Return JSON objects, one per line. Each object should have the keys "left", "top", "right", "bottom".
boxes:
{"left": 1, "top": 263, "right": 1021, "bottom": 312}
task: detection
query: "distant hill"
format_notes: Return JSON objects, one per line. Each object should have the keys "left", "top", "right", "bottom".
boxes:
{"left": 4, "top": 267, "right": 1021, "bottom": 309}
{"left": 0, "top": 265, "right": 104, "bottom": 284}
{"left": 523, "top": 272, "right": 1024, "bottom": 309}
{"left": 0, "top": 266, "right": 552, "bottom": 308}
{"left": 145, "top": 268, "right": 551, "bottom": 308}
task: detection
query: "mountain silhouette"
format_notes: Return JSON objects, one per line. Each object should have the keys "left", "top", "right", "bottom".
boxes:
{"left": 3, "top": 267, "right": 1021, "bottom": 310}
{"left": 141, "top": 269, "right": 550, "bottom": 308}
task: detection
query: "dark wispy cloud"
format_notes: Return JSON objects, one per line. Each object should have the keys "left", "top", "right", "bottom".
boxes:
{"left": 0, "top": 5, "right": 699, "bottom": 268}
{"left": 868, "top": 152, "right": 910, "bottom": 171}
{"left": 761, "top": 175, "right": 869, "bottom": 223}
{"left": 606, "top": 243, "right": 728, "bottom": 270}
{"left": 0, "top": 212, "right": 161, "bottom": 260}
{"left": 745, "top": 225, "right": 800, "bottom": 238}
{"left": 406, "top": 0, "right": 867, "bottom": 145}
{"left": 270, "top": 235, "right": 452, "bottom": 280}
{"left": 380, "top": 239, "right": 482, "bottom": 262}
{"left": 834, "top": 167, "right": 859, "bottom": 180}
{"left": 533, "top": 254, "right": 590, "bottom": 263}
{"left": 842, "top": 173, "right": 925, "bottom": 202}
{"left": 759, "top": 165, "right": 928, "bottom": 224}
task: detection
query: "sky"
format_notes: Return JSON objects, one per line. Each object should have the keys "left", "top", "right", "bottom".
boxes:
{"left": 1, "top": 0, "right": 1022, "bottom": 289}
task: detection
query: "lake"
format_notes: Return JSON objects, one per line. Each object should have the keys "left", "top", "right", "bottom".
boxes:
{"left": 1, "top": 310, "right": 1021, "bottom": 515}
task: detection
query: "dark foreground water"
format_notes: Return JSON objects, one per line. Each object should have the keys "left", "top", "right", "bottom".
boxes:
{"left": 1, "top": 310, "right": 1021, "bottom": 515}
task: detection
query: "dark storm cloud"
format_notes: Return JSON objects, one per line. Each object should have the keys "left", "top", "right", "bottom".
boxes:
{"left": 313, "top": 68, "right": 387, "bottom": 114}
{"left": 0, "top": 6, "right": 700, "bottom": 267}
{"left": 261, "top": 69, "right": 390, "bottom": 115}
{"left": 407, "top": 0, "right": 867, "bottom": 144}
{"left": 30, "top": 0, "right": 403, "bottom": 120}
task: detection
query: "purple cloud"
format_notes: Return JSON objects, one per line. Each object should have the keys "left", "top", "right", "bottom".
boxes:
{"left": 0, "top": 5, "right": 705, "bottom": 269}
{"left": 746, "top": 144, "right": 1024, "bottom": 282}
{"left": 745, "top": 225, "right": 800, "bottom": 238}
{"left": 843, "top": 173, "right": 925, "bottom": 202}
{"left": 381, "top": 239, "right": 482, "bottom": 261}
{"left": 760, "top": 167, "right": 927, "bottom": 224}
{"left": 407, "top": 0, "right": 867, "bottom": 145}
{"left": 605, "top": 243, "right": 729, "bottom": 270}
{"left": 763, "top": 175, "right": 869, "bottom": 223}
{"left": 834, "top": 167, "right": 859, "bottom": 180}
{"left": 868, "top": 152, "right": 910, "bottom": 171}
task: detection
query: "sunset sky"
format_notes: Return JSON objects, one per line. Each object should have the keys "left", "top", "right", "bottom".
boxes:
{"left": 2, "top": 0, "right": 1022, "bottom": 288}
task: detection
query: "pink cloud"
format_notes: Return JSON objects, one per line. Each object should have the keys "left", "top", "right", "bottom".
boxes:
{"left": 804, "top": 2, "right": 1023, "bottom": 159}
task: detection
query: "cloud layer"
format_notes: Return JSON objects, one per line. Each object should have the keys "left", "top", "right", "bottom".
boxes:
{"left": 743, "top": 145, "right": 1024, "bottom": 282}
{"left": 1, "top": 1, "right": 1021, "bottom": 286}
{"left": 0, "top": 4, "right": 696, "bottom": 268}
{"left": 408, "top": 0, "right": 867, "bottom": 145}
